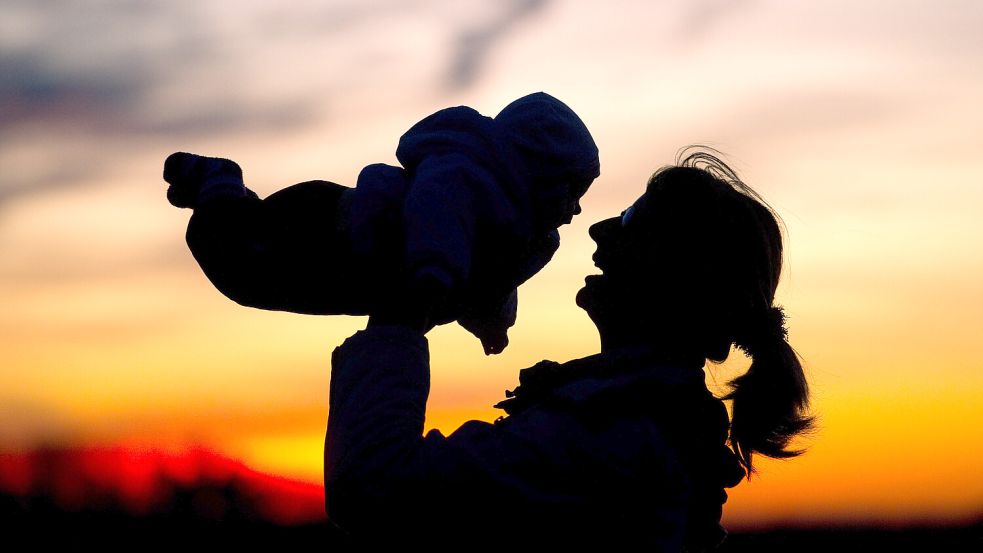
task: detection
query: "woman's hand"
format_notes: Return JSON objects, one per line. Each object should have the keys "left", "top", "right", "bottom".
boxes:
{"left": 367, "top": 273, "right": 448, "bottom": 333}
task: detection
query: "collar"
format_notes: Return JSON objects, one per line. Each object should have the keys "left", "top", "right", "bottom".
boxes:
{"left": 494, "top": 347, "right": 707, "bottom": 416}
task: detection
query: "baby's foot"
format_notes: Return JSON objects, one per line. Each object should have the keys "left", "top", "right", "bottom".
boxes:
{"left": 163, "top": 152, "right": 248, "bottom": 209}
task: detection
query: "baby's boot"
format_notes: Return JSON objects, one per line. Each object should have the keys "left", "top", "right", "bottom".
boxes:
{"left": 164, "top": 152, "right": 253, "bottom": 209}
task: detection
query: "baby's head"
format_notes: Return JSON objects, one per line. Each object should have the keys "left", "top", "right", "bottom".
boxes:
{"left": 495, "top": 92, "right": 600, "bottom": 232}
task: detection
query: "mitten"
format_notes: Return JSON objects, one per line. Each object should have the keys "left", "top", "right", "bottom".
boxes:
{"left": 458, "top": 289, "right": 518, "bottom": 355}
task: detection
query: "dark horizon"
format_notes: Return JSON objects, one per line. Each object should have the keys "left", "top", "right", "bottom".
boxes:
{"left": 3, "top": 445, "right": 980, "bottom": 551}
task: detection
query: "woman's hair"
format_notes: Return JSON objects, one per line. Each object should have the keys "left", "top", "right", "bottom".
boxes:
{"left": 642, "top": 147, "right": 813, "bottom": 474}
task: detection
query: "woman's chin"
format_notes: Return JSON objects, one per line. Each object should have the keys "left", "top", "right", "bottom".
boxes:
{"left": 576, "top": 274, "right": 603, "bottom": 311}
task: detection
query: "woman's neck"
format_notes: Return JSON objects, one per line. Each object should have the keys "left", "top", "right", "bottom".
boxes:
{"left": 599, "top": 330, "right": 705, "bottom": 368}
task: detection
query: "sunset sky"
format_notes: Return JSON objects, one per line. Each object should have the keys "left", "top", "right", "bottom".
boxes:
{"left": 2, "top": 0, "right": 982, "bottom": 529}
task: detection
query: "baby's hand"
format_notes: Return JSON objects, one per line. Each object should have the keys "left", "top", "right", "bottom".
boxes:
{"left": 458, "top": 317, "right": 510, "bottom": 356}
{"left": 458, "top": 290, "right": 517, "bottom": 356}
{"left": 478, "top": 330, "right": 509, "bottom": 356}
{"left": 163, "top": 152, "right": 248, "bottom": 209}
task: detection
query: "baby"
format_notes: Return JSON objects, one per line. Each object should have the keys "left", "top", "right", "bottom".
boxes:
{"left": 164, "top": 92, "right": 599, "bottom": 354}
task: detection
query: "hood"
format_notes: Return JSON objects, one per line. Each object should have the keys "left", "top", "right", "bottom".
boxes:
{"left": 494, "top": 92, "right": 600, "bottom": 184}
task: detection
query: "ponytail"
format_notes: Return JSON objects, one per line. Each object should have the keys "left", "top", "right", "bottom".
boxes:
{"left": 727, "top": 306, "right": 813, "bottom": 474}
{"left": 655, "top": 148, "right": 814, "bottom": 475}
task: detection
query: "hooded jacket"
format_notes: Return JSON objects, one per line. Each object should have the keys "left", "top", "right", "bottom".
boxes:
{"left": 324, "top": 325, "right": 744, "bottom": 552}
{"left": 350, "top": 92, "right": 600, "bottom": 293}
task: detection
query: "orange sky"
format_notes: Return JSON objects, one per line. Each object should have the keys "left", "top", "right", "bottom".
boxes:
{"left": 2, "top": 0, "right": 982, "bottom": 528}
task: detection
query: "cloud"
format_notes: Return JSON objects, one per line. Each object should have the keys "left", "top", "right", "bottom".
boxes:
{"left": 246, "top": 0, "right": 553, "bottom": 92}
{"left": 1, "top": 1, "right": 178, "bottom": 132}
{"left": 0, "top": 0, "right": 326, "bottom": 207}
{"left": 0, "top": 0, "right": 554, "bottom": 207}
{"left": 447, "top": 0, "right": 549, "bottom": 90}
{"left": 258, "top": 0, "right": 424, "bottom": 36}
{"left": 0, "top": 50, "right": 142, "bottom": 130}
{"left": 0, "top": 1, "right": 319, "bottom": 137}
{"left": 0, "top": 159, "right": 101, "bottom": 208}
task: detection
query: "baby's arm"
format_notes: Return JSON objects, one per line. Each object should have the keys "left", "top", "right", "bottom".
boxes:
{"left": 456, "top": 231, "right": 559, "bottom": 355}
{"left": 402, "top": 152, "right": 490, "bottom": 314}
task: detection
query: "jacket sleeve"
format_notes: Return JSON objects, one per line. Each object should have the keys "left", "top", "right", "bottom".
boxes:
{"left": 323, "top": 326, "right": 690, "bottom": 549}
{"left": 323, "top": 326, "right": 512, "bottom": 529}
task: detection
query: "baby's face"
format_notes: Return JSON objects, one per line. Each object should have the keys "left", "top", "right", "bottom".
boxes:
{"left": 558, "top": 192, "right": 583, "bottom": 226}
{"left": 539, "top": 178, "right": 592, "bottom": 231}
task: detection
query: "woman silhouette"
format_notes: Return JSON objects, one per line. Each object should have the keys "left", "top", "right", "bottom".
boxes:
{"left": 324, "top": 150, "right": 813, "bottom": 551}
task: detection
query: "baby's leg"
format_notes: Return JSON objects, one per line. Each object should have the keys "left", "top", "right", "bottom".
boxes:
{"left": 186, "top": 180, "right": 376, "bottom": 315}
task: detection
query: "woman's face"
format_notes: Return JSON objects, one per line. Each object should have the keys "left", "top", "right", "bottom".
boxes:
{"left": 575, "top": 193, "right": 652, "bottom": 338}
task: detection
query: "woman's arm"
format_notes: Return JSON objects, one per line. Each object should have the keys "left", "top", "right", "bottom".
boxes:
{"left": 323, "top": 324, "right": 431, "bottom": 531}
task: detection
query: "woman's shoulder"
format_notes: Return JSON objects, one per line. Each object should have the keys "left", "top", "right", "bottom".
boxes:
{"left": 492, "top": 351, "right": 737, "bottom": 476}
{"left": 491, "top": 353, "right": 712, "bottom": 455}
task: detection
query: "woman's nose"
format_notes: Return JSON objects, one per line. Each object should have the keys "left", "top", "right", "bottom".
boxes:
{"left": 588, "top": 216, "right": 619, "bottom": 242}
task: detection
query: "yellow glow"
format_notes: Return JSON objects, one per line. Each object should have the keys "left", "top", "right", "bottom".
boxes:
{"left": 227, "top": 433, "right": 326, "bottom": 484}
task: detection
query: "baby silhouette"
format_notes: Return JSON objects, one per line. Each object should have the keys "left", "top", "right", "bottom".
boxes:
{"left": 164, "top": 92, "right": 599, "bottom": 354}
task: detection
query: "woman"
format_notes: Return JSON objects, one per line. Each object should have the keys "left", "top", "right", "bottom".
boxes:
{"left": 324, "top": 151, "right": 813, "bottom": 551}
